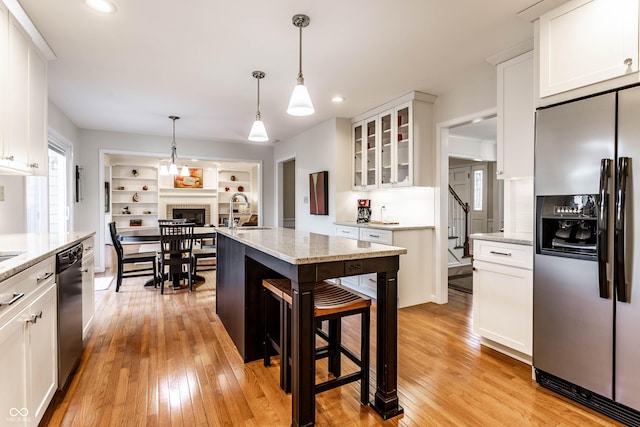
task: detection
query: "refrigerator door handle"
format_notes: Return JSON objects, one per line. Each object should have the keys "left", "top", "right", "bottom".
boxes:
{"left": 615, "top": 156, "right": 630, "bottom": 303}
{"left": 598, "top": 158, "right": 612, "bottom": 299}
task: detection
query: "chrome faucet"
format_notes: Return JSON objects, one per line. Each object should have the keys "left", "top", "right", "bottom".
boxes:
{"left": 229, "top": 192, "right": 249, "bottom": 229}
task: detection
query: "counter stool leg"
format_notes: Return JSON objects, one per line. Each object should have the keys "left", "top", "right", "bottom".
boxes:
{"left": 327, "top": 318, "right": 341, "bottom": 377}
{"left": 361, "top": 307, "right": 370, "bottom": 405}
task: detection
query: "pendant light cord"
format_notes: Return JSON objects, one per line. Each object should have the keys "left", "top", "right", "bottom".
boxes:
{"left": 256, "top": 77, "right": 261, "bottom": 119}
{"left": 297, "top": 25, "right": 303, "bottom": 83}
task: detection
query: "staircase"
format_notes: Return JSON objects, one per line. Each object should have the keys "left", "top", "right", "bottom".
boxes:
{"left": 448, "top": 185, "right": 471, "bottom": 267}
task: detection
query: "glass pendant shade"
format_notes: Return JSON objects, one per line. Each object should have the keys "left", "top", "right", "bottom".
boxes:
{"left": 248, "top": 118, "right": 269, "bottom": 142}
{"left": 287, "top": 14, "right": 313, "bottom": 117}
{"left": 180, "top": 165, "right": 190, "bottom": 177}
{"left": 287, "top": 83, "right": 314, "bottom": 116}
{"left": 159, "top": 164, "right": 169, "bottom": 175}
{"left": 168, "top": 163, "right": 178, "bottom": 175}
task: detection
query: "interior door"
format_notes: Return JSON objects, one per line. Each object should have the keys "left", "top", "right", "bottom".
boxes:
{"left": 470, "top": 163, "right": 488, "bottom": 233}
{"left": 449, "top": 166, "right": 469, "bottom": 239}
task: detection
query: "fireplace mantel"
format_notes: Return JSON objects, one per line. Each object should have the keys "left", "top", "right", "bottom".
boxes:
{"left": 159, "top": 188, "right": 217, "bottom": 198}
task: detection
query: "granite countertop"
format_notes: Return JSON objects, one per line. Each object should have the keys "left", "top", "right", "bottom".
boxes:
{"left": 217, "top": 227, "right": 407, "bottom": 265}
{"left": 334, "top": 221, "right": 434, "bottom": 231}
{"left": 470, "top": 232, "right": 533, "bottom": 246}
{"left": 0, "top": 231, "right": 96, "bottom": 282}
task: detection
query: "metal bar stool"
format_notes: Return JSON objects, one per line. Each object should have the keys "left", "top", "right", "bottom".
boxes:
{"left": 261, "top": 278, "right": 371, "bottom": 404}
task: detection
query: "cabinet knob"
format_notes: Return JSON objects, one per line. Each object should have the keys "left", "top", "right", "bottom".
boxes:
{"left": 29, "top": 163, "right": 39, "bottom": 169}
{"left": 496, "top": 170, "right": 503, "bottom": 175}
{"left": 624, "top": 58, "right": 633, "bottom": 67}
{"left": 2, "top": 155, "right": 14, "bottom": 161}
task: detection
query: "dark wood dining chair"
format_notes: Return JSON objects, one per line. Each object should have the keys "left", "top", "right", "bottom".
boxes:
{"left": 158, "top": 218, "right": 187, "bottom": 225}
{"left": 108, "top": 222, "right": 158, "bottom": 292}
{"left": 192, "top": 234, "right": 216, "bottom": 278}
{"left": 158, "top": 223, "right": 195, "bottom": 294}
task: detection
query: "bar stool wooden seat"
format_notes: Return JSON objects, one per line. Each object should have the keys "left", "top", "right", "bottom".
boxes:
{"left": 261, "top": 278, "right": 371, "bottom": 404}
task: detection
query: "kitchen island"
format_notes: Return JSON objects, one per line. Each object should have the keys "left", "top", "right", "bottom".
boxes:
{"left": 215, "top": 227, "right": 407, "bottom": 426}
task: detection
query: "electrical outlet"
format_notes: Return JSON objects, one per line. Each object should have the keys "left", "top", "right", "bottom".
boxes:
{"left": 303, "top": 196, "right": 309, "bottom": 204}
{"left": 0, "top": 186, "right": 4, "bottom": 201}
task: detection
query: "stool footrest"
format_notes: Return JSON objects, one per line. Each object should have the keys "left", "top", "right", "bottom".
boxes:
{"left": 316, "top": 372, "right": 363, "bottom": 394}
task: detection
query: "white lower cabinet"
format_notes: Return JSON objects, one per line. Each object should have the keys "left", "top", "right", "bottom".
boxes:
{"left": 0, "top": 256, "right": 57, "bottom": 426}
{"left": 335, "top": 224, "right": 433, "bottom": 307}
{"left": 472, "top": 239, "right": 532, "bottom": 363}
{"left": 27, "top": 282, "right": 58, "bottom": 424}
{"left": 0, "top": 303, "right": 28, "bottom": 422}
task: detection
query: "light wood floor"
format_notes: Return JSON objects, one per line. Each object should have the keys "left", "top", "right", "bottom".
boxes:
{"left": 43, "top": 256, "right": 625, "bottom": 426}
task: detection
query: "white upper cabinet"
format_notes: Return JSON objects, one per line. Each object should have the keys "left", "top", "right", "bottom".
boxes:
{"left": 352, "top": 116, "right": 379, "bottom": 190}
{"left": 3, "top": 13, "right": 30, "bottom": 173}
{"left": 0, "top": 4, "right": 49, "bottom": 175}
{"left": 538, "top": 0, "right": 639, "bottom": 98}
{"left": 28, "top": 43, "right": 47, "bottom": 176}
{"left": 351, "top": 92, "right": 434, "bottom": 190}
{"left": 497, "top": 51, "right": 534, "bottom": 179}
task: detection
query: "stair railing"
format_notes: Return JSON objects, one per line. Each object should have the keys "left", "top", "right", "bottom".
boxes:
{"left": 448, "top": 185, "right": 470, "bottom": 258}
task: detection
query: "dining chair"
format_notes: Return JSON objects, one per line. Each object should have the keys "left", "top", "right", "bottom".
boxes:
{"left": 108, "top": 222, "right": 158, "bottom": 292}
{"left": 192, "top": 233, "right": 216, "bottom": 278}
{"left": 158, "top": 223, "right": 195, "bottom": 293}
{"left": 158, "top": 218, "right": 188, "bottom": 225}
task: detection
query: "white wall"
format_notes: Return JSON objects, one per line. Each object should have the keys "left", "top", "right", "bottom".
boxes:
{"left": 433, "top": 62, "right": 499, "bottom": 303}
{"left": 274, "top": 118, "right": 351, "bottom": 236}
{"left": 77, "top": 129, "right": 275, "bottom": 272}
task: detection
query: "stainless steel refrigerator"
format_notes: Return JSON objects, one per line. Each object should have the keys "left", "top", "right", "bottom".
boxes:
{"left": 534, "top": 85, "right": 640, "bottom": 425}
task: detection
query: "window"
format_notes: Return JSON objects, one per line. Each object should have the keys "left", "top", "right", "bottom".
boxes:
{"left": 48, "top": 145, "right": 69, "bottom": 235}
{"left": 473, "top": 169, "right": 483, "bottom": 211}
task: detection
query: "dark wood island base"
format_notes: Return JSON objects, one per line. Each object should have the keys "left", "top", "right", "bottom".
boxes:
{"left": 215, "top": 228, "right": 407, "bottom": 427}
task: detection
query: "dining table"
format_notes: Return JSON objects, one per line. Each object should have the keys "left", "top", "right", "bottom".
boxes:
{"left": 215, "top": 227, "right": 407, "bottom": 426}
{"left": 117, "top": 226, "right": 217, "bottom": 288}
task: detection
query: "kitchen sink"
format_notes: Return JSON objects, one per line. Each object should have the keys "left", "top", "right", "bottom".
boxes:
{"left": 0, "top": 251, "right": 25, "bottom": 263}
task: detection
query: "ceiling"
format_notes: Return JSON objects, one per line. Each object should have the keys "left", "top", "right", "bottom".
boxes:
{"left": 19, "top": 0, "right": 535, "bottom": 145}
{"left": 449, "top": 116, "right": 497, "bottom": 141}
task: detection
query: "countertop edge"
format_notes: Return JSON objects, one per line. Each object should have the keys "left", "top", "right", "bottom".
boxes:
{"left": 334, "top": 221, "right": 434, "bottom": 231}
{"left": 470, "top": 232, "right": 533, "bottom": 246}
{"left": 0, "top": 231, "right": 96, "bottom": 282}
{"left": 217, "top": 228, "right": 407, "bottom": 265}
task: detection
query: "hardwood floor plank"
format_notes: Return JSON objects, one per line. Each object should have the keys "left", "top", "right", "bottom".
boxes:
{"left": 42, "top": 251, "right": 628, "bottom": 427}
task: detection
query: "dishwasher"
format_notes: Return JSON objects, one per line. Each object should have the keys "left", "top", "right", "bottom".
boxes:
{"left": 56, "top": 242, "right": 84, "bottom": 390}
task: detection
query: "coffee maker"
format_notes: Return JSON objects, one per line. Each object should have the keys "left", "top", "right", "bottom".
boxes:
{"left": 357, "top": 199, "right": 371, "bottom": 223}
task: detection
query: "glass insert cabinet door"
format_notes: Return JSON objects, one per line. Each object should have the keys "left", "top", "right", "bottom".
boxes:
{"left": 352, "top": 117, "right": 379, "bottom": 189}
{"left": 352, "top": 122, "right": 363, "bottom": 188}
{"left": 380, "top": 110, "right": 393, "bottom": 185}
{"left": 395, "top": 104, "right": 412, "bottom": 186}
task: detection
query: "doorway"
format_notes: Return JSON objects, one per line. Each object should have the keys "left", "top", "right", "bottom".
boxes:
{"left": 277, "top": 157, "right": 296, "bottom": 229}
{"left": 435, "top": 109, "right": 503, "bottom": 303}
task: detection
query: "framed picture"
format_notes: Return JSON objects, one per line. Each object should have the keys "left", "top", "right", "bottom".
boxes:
{"left": 309, "top": 171, "right": 328, "bottom": 215}
{"left": 174, "top": 168, "right": 203, "bottom": 188}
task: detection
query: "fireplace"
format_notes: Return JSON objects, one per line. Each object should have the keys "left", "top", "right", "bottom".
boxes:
{"left": 173, "top": 208, "right": 206, "bottom": 226}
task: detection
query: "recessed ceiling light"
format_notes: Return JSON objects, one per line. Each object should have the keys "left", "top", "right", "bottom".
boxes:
{"left": 331, "top": 96, "right": 345, "bottom": 103}
{"left": 473, "top": 158, "right": 483, "bottom": 162}
{"left": 471, "top": 118, "right": 483, "bottom": 123}
{"left": 85, "top": 0, "right": 117, "bottom": 14}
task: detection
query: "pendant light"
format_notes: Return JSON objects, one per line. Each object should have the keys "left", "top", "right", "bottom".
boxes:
{"left": 248, "top": 71, "right": 269, "bottom": 142}
{"left": 287, "top": 14, "right": 314, "bottom": 116}
{"left": 159, "top": 116, "right": 190, "bottom": 176}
